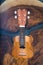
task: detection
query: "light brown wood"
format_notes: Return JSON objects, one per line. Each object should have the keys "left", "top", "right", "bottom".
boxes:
{"left": 1, "top": 0, "right": 43, "bottom": 13}
{"left": 12, "top": 35, "right": 34, "bottom": 59}
{"left": 3, "top": 53, "right": 29, "bottom": 65}
{"left": 15, "top": 58, "right": 28, "bottom": 65}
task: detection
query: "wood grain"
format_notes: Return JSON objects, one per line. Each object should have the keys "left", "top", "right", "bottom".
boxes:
{"left": 1, "top": 5, "right": 43, "bottom": 32}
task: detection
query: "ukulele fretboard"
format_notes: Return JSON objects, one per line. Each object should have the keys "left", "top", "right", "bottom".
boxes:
{"left": 19, "top": 27, "right": 25, "bottom": 48}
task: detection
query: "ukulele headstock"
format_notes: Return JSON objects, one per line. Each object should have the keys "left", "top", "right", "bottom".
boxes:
{"left": 12, "top": 9, "right": 34, "bottom": 59}
{"left": 14, "top": 9, "right": 30, "bottom": 27}
{"left": 18, "top": 9, "right": 27, "bottom": 27}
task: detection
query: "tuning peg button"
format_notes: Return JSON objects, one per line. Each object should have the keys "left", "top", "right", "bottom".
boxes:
{"left": 14, "top": 15, "right": 17, "bottom": 19}
{"left": 28, "top": 11, "right": 30, "bottom": 15}
{"left": 27, "top": 16, "right": 30, "bottom": 19}
{"left": 14, "top": 11, "right": 17, "bottom": 14}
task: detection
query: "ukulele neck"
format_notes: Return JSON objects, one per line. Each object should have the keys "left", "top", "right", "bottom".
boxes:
{"left": 19, "top": 27, "right": 25, "bottom": 48}
{"left": 17, "top": 9, "right": 27, "bottom": 48}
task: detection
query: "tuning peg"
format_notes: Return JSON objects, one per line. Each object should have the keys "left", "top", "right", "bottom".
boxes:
{"left": 27, "top": 16, "right": 30, "bottom": 19}
{"left": 28, "top": 11, "right": 30, "bottom": 15}
{"left": 14, "top": 15, "right": 17, "bottom": 19}
{"left": 14, "top": 10, "right": 17, "bottom": 14}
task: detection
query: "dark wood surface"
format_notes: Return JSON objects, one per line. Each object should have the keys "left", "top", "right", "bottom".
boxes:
{"left": 1, "top": 5, "right": 43, "bottom": 32}
{"left": 0, "top": 28, "right": 43, "bottom": 65}
{"left": 0, "top": 5, "right": 43, "bottom": 65}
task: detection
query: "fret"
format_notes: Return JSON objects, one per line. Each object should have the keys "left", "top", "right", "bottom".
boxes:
{"left": 19, "top": 27, "right": 25, "bottom": 48}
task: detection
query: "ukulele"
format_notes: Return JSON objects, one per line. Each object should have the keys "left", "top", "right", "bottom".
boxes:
{"left": 12, "top": 9, "right": 34, "bottom": 59}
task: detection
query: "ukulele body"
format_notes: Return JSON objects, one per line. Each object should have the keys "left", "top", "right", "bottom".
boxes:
{"left": 12, "top": 9, "right": 34, "bottom": 59}
{"left": 12, "top": 35, "right": 34, "bottom": 59}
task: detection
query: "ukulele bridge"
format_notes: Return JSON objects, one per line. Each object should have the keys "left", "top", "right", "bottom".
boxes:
{"left": 19, "top": 49, "right": 27, "bottom": 56}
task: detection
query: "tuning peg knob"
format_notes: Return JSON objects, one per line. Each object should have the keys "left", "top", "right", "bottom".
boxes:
{"left": 14, "top": 15, "right": 17, "bottom": 19}
{"left": 28, "top": 11, "right": 30, "bottom": 15}
{"left": 14, "top": 11, "right": 17, "bottom": 14}
{"left": 27, "top": 16, "right": 30, "bottom": 19}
